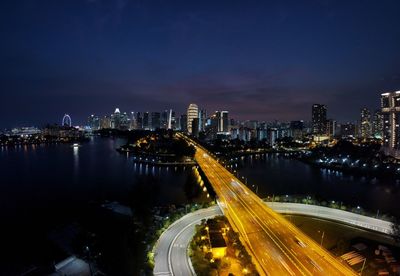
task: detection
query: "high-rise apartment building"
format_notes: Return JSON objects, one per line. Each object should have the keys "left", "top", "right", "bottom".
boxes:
{"left": 312, "top": 104, "right": 327, "bottom": 135}
{"left": 326, "top": 119, "right": 336, "bottom": 138}
{"left": 216, "top": 111, "right": 229, "bottom": 133}
{"left": 381, "top": 91, "right": 400, "bottom": 158}
{"left": 187, "top": 103, "right": 199, "bottom": 134}
{"left": 360, "top": 107, "right": 372, "bottom": 139}
{"left": 372, "top": 110, "right": 383, "bottom": 139}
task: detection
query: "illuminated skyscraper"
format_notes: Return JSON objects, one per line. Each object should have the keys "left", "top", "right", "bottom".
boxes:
{"left": 381, "top": 91, "right": 400, "bottom": 158}
{"left": 187, "top": 103, "right": 199, "bottom": 134}
{"left": 372, "top": 110, "right": 383, "bottom": 139}
{"left": 87, "top": 114, "right": 100, "bottom": 130}
{"left": 136, "top": 112, "right": 143, "bottom": 129}
{"left": 312, "top": 104, "right": 327, "bottom": 135}
{"left": 111, "top": 108, "right": 121, "bottom": 129}
{"left": 143, "top": 112, "right": 150, "bottom": 130}
{"left": 167, "top": 109, "right": 173, "bottom": 129}
{"left": 216, "top": 111, "right": 229, "bottom": 132}
{"left": 326, "top": 119, "right": 336, "bottom": 138}
{"left": 360, "top": 107, "right": 372, "bottom": 139}
{"left": 120, "top": 112, "right": 130, "bottom": 130}
{"left": 161, "top": 110, "right": 169, "bottom": 129}
{"left": 100, "top": 116, "right": 111, "bottom": 129}
{"left": 198, "top": 109, "right": 207, "bottom": 132}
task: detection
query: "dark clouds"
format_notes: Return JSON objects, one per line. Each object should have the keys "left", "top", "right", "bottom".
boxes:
{"left": 1, "top": 0, "right": 400, "bottom": 128}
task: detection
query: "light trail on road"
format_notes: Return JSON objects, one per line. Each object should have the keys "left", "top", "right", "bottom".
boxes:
{"left": 178, "top": 133, "right": 357, "bottom": 276}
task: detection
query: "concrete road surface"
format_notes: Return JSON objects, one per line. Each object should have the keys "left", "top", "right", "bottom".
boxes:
{"left": 154, "top": 202, "right": 392, "bottom": 276}
{"left": 153, "top": 205, "right": 222, "bottom": 276}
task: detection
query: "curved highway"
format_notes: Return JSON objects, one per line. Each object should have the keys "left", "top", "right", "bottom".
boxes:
{"left": 154, "top": 202, "right": 393, "bottom": 276}
{"left": 153, "top": 205, "right": 222, "bottom": 276}
{"left": 267, "top": 202, "right": 393, "bottom": 235}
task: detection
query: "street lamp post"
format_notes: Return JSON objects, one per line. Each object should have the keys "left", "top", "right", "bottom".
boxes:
{"left": 360, "top": 258, "right": 366, "bottom": 275}
{"left": 318, "top": 230, "right": 325, "bottom": 247}
{"left": 252, "top": 184, "right": 259, "bottom": 194}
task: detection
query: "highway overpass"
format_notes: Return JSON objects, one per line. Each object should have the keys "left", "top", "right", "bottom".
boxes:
{"left": 153, "top": 202, "right": 393, "bottom": 276}
{"left": 178, "top": 133, "right": 357, "bottom": 276}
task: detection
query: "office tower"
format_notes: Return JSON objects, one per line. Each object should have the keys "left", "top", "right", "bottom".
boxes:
{"left": 87, "top": 114, "right": 100, "bottom": 130}
{"left": 198, "top": 109, "right": 207, "bottom": 132}
{"left": 205, "top": 113, "right": 218, "bottom": 140}
{"left": 129, "top": 112, "right": 136, "bottom": 130}
{"left": 120, "top": 112, "right": 130, "bottom": 130}
{"left": 312, "top": 104, "right": 327, "bottom": 135}
{"left": 161, "top": 110, "right": 167, "bottom": 129}
{"left": 159, "top": 109, "right": 175, "bottom": 130}
{"left": 290, "top": 120, "right": 304, "bottom": 139}
{"left": 166, "top": 109, "right": 173, "bottom": 129}
{"left": 143, "top": 112, "right": 150, "bottom": 130}
{"left": 111, "top": 108, "right": 121, "bottom": 129}
{"left": 372, "top": 110, "right": 383, "bottom": 139}
{"left": 381, "top": 91, "right": 400, "bottom": 158}
{"left": 100, "top": 116, "right": 111, "bottom": 129}
{"left": 169, "top": 110, "right": 176, "bottom": 130}
{"left": 180, "top": 114, "right": 188, "bottom": 132}
{"left": 215, "top": 111, "right": 229, "bottom": 132}
{"left": 187, "top": 103, "right": 199, "bottom": 134}
{"left": 151, "top": 112, "right": 161, "bottom": 130}
{"left": 360, "top": 107, "right": 372, "bottom": 139}
{"left": 136, "top": 112, "right": 143, "bottom": 129}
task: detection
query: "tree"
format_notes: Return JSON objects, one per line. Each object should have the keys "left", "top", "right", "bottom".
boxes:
{"left": 391, "top": 218, "right": 400, "bottom": 244}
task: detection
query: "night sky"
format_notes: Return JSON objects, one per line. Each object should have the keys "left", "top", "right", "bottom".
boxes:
{"left": 1, "top": 0, "right": 400, "bottom": 128}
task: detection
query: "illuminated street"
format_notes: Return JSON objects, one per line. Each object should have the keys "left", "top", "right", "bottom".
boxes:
{"left": 179, "top": 133, "right": 357, "bottom": 276}
{"left": 153, "top": 206, "right": 222, "bottom": 276}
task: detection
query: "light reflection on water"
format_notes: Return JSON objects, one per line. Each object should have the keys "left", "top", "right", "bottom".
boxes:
{"left": 238, "top": 153, "right": 400, "bottom": 217}
{"left": 2, "top": 141, "right": 400, "bottom": 218}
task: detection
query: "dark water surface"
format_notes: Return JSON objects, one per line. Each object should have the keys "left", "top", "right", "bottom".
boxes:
{"left": 238, "top": 154, "right": 400, "bottom": 217}
{"left": 1, "top": 137, "right": 192, "bottom": 220}
{"left": 0, "top": 137, "right": 194, "bottom": 273}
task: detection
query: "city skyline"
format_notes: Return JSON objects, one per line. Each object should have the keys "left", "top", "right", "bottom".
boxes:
{"left": 2, "top": 1, "right": 400, "bottom": 128}
{"left": 0, "top": 99, "right": 387, "bottom": 130}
